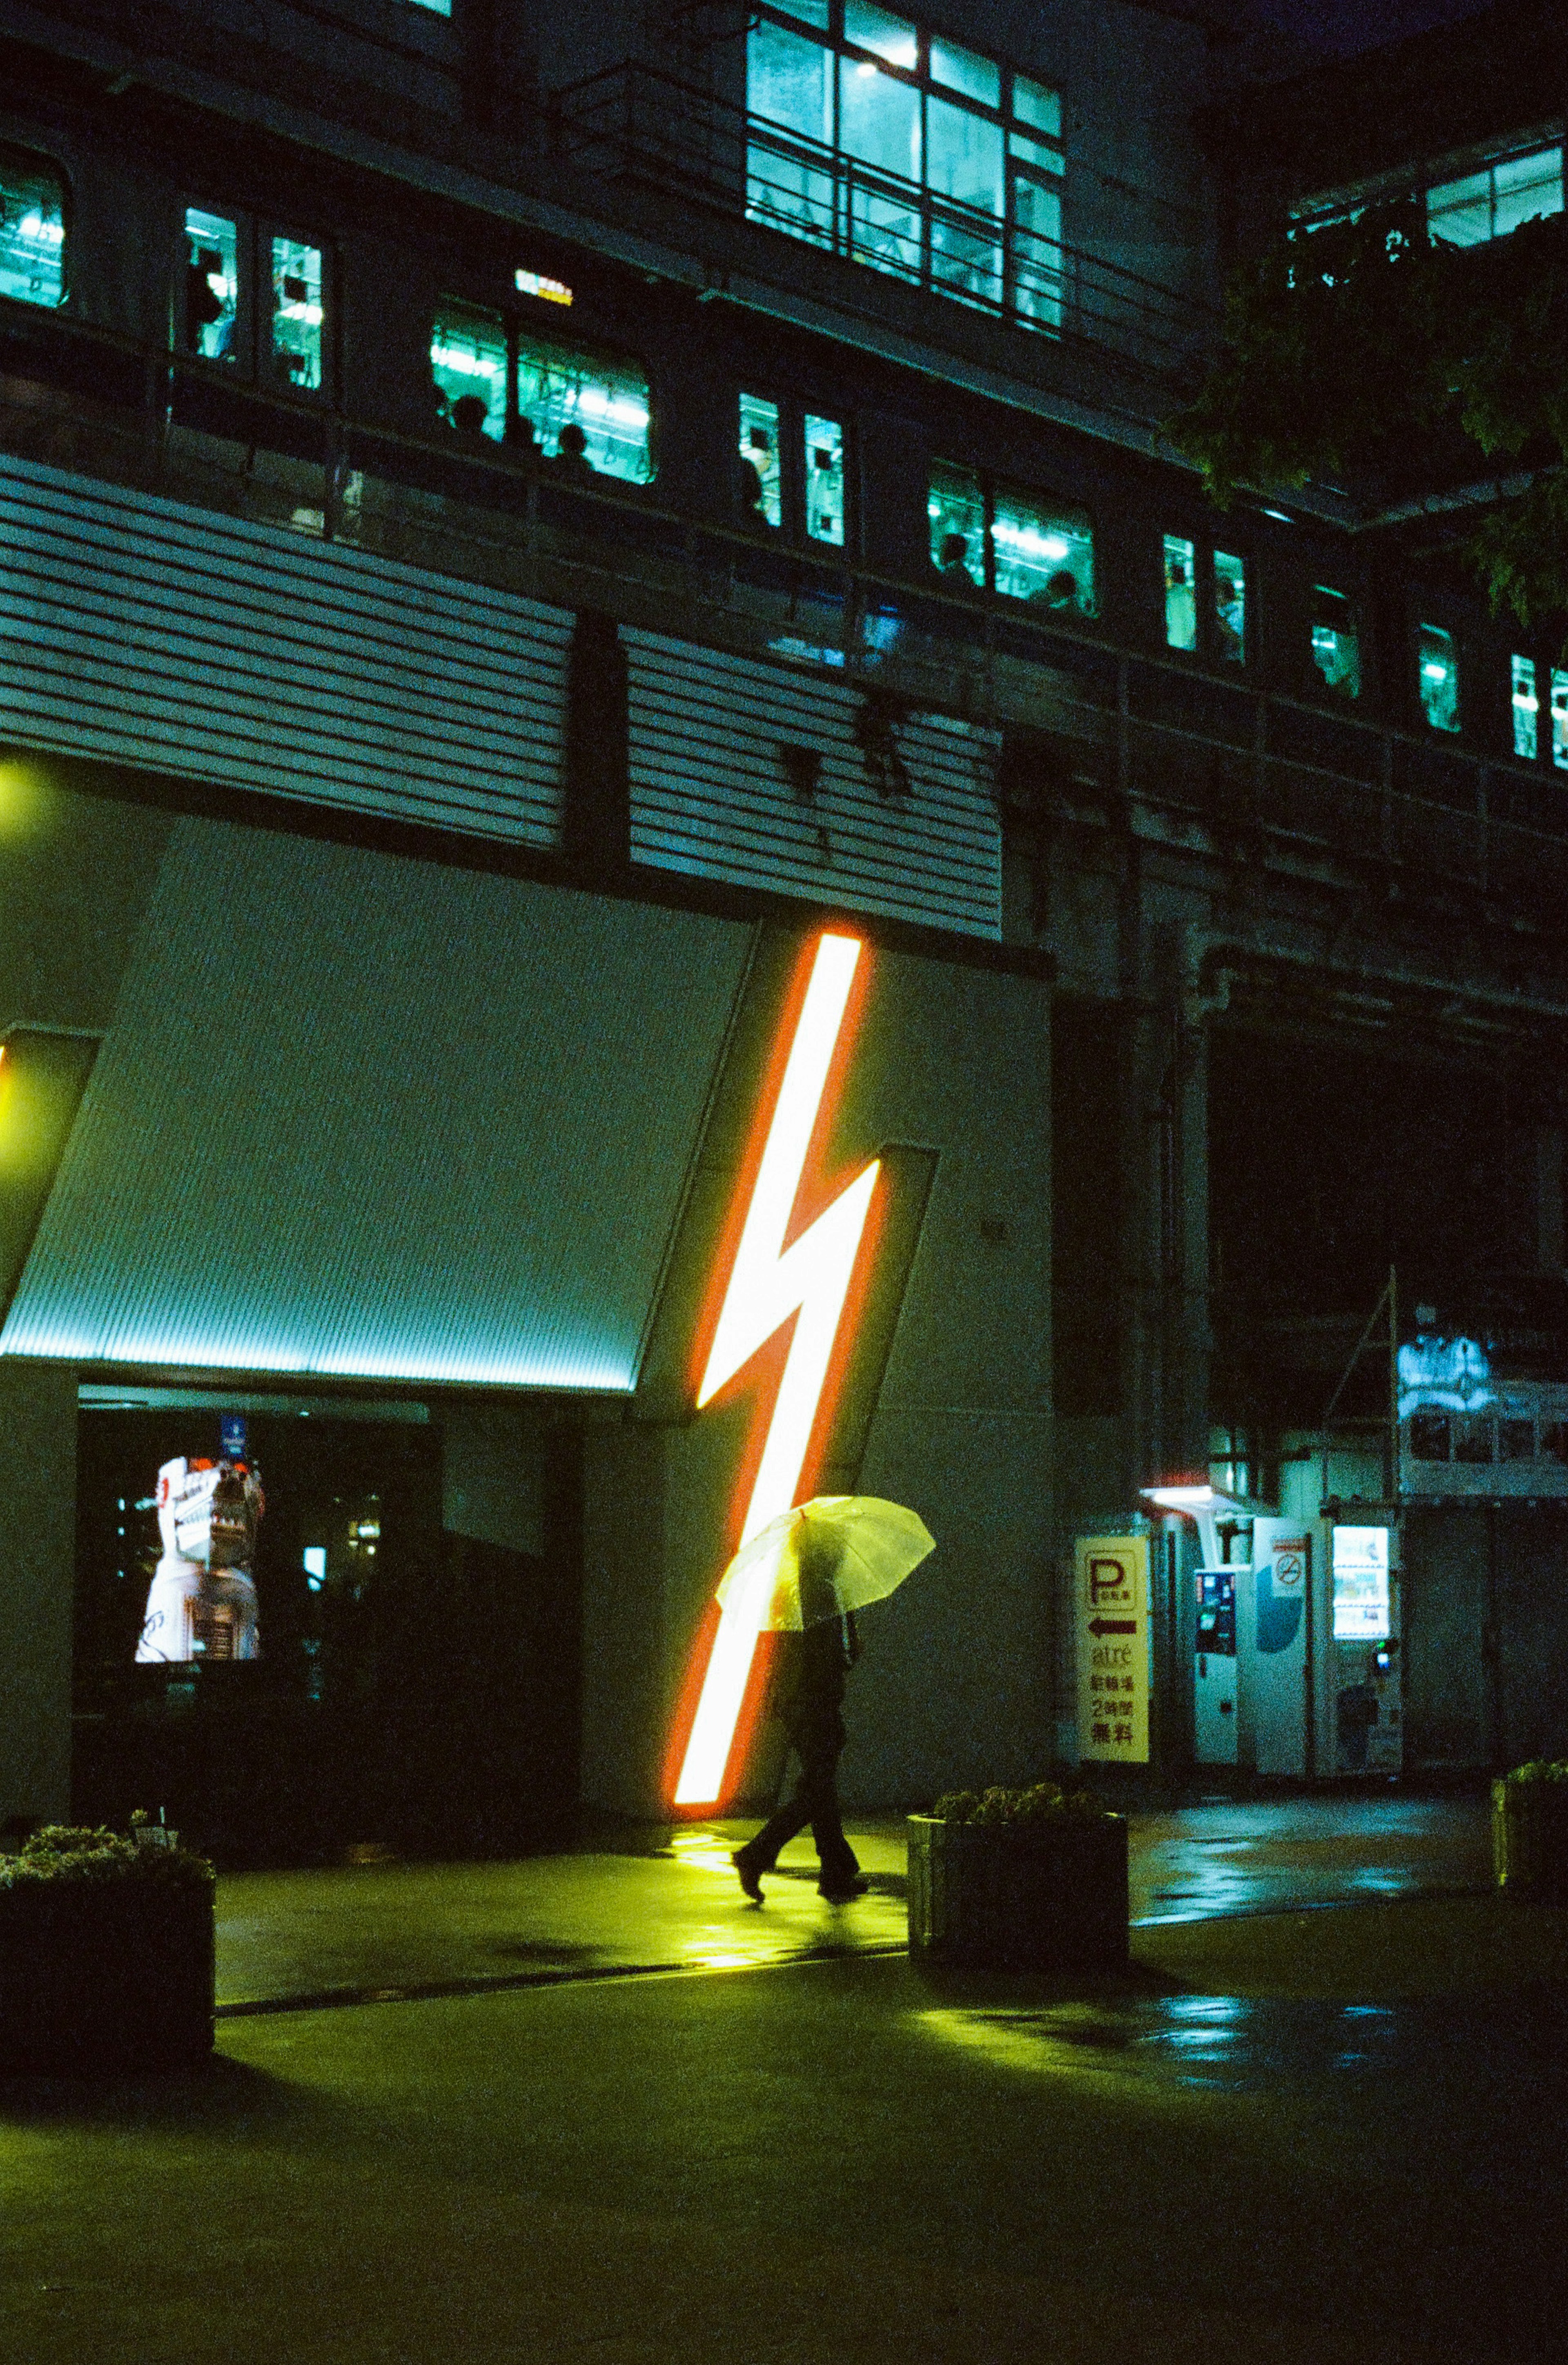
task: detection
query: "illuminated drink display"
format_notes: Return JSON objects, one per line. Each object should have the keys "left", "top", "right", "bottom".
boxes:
{"left": 672, "top": 932, "right": 880, "bottom": 1808}
{"left": 1332, "top": 1525, "right": 1391, "bottom": 1641}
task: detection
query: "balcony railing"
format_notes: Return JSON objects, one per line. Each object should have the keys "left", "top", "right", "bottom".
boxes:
{"left": 552, "top": 64, "right": 1214, "bottom": 380}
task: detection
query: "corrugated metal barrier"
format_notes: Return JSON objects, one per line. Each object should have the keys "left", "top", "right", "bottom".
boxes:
{"left": 623, "top": 628, "right": 1002, "bottom": 940}
{"left": 0, "top": 454, "right": 571, "bottom": 846}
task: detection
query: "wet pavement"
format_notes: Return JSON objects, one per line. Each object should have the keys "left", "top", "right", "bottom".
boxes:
{"left": 8, "top": 1788, "right": 1568, "bottom": 2365}
{"left": 214, "top": 1791, "right": 1496, "bottom": 2012}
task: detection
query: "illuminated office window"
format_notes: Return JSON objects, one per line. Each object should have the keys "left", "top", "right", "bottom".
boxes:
{"left": 0, "top": 149, "right": 66, "bottom": 309}
{"left": 1554, "top": 667, "right": 1568, "bottom": 769}
{"left": 804, "top": 414, "right": 845, "bottom": 544}
{"left": 991, "top": 485, "right": 1094, "bottom": 612}
{"left": 928, "top": 460, "right": 985, "bottom": 588}
{"left": 1428, "top": 143, "right": 1562, "bottom": 245}
{"left": 745, "top": 9, "right": 1062, "bottom": 327}
{"left": 1512, "top": 655, "right": 1539, "bottom": 760}
{"left": 270, "top": 236, "right": 323, "bottom": 392}
{"left": 183, "top": 207, "right": 238, "bottom": 361}
{"left": 1214, "top": 551, "right": 1245, "bottom": 662}
{"left": 430, "top": 300, "right": 507, "bottom": 441}
{"left": 1164, "top": 535, "right": 1197, "bottom": 650}
{"left": 1418, "top": 622, "right": 1460, "bottom": 733}
{"left": 516, "top": 334, "right": 653, "bottom": 483}
{"left": 740, "top": 392, "right": 783, "bottom": 524}
{"left": 405, "top": 0, "right": 453, "bottom": 12}
{"left": 1312, "top": 584, "right": 1361, "bottom": 700}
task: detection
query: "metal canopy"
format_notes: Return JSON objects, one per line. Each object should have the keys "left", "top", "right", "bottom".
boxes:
{"left": 2, "top": 818, "right": 750, "bottom": 1390}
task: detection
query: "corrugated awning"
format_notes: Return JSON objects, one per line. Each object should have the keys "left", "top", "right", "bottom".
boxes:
{"left": 1, "top": 818, "right": 750, "bottom": 1389}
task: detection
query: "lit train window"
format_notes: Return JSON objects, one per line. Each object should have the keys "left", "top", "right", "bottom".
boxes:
{"left": 431, "top": 300, "right": 507, "bottom": 441}
{"left": 1213, "top": 551, "right": 1245, "bottom": 662}
{"left": 183, "top": 208, "right": 238, "bottom": 361}
{"left": 1512, "top": 654, "right": 1539, "bottom": 760}
{"left": 739, "top": 392, "right": 783, "bottom": 525}
{"left": 991, "top": 484, "right": 1093, "bottom": 612}
{"left": 516, "top": 332, "right": 653, "bottom": 484}
{"left": 1311, "top": 584, "right": 1360, "bottom": 700}
{"left": 270, "top": 236, "right": 324, "bottom": 392}
{"left": 1164, "top": 535, "right": 1197, "bottom": 650}
{"left": 928, "top": 460, "right": 985, "bottom": 588}
{"left": 804, "top": 413, "right": 845, "bottom": 545}
{"left": 0, "top": 149, "right": 66, "bottom": 310}
{"left": 1418, "top": 622, "right": 1460, "bottom": 733}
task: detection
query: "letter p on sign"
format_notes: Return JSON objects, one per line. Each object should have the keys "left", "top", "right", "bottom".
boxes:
{"left": 1089, "top": 1556, "right": 1128, "bottom": 1605}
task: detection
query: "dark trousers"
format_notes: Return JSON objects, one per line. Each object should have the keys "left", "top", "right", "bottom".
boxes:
{"left": 738, "top": 1719, "right": 860, "bottom": 1889}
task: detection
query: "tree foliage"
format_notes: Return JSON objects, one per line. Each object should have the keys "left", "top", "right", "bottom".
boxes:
{"left": 1168, "top": 203, "right": 1568, "bottom": 631}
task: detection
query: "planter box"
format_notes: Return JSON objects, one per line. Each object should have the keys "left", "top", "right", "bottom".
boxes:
{"left": 907, "top": 1813, "right": 1129, "bottom": 1970}
{"left": 1492, "top": 1780, "right": 1568, "bottom": 1902}
{"left": 0, "top": 1879, "right": 215, "bottom": 2075}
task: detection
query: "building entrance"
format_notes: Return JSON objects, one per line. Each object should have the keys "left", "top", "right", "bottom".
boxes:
{"left": 71, "top": 1392, "right": 582, "bottom": 1863}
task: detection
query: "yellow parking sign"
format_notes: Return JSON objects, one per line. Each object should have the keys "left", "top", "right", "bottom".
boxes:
{"left": 1075, "top": 1534, "right": 1150, "bottom": 1763}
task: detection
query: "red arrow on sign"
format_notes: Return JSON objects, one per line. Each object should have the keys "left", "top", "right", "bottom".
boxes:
{"left": 1088, "top": 1617, "right": 1137, "bottom": 1636}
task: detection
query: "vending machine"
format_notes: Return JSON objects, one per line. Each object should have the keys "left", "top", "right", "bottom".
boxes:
{"left": 1193, "top": 1566, "right": 1239, "bottom": 1764}
{"left": 1325, "top": 1522, "right": 1402, "bottom": 1774}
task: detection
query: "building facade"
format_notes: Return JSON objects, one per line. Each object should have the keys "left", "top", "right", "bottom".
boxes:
{"left": 0, "top": 0, "right": 1562, "bottom": 1852}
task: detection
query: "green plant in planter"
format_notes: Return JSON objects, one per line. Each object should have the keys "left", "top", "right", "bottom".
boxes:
{"left": 909, "top": 1783, "right": 1128, "bottom": 1969}
{"left": 1493, "top": 1762, "right": 1568, "bottom": 1899}
{"left": 931, "top": 1781, "right": 1113, "bottom": 1827}
{"left": 0, "top": 1825, "right": 216, "bottom": 2074}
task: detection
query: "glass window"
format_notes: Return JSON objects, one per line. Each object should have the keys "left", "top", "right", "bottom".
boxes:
{"left": 748, "top": 18, "right": 833, "bottom": 142}
{"left": 0, "top": 150, "right": 66, "bottom": 310}
{"left": 739, "top": 392, "right": 783, "bottom": 526}
{"left": 1419, "top": 622, "right": 1460, "bottom": 733}
{"left": 1164, "top": 535, "right": 1197, "bottom": 650}
{"left": 430, "top": 300, "right": 506, "bottom": 441}
{"left": 1214, "top": 551, "right": 1245, "bottom": 663}
{"left": 1312, "top": 584, "right": 1360, "bottom": 699}
{"left": 1011, "top": 173, "right": 1063, "bottom": 327}
{"left": 270, "top": 235, "right": 323, "bottom": 392}
{"left": 1553, "top": 668, "right": 1568, "bottom": 770}
{"left": 771, "top": 0, "right": 831, "bottom": 21}
{"left": 183, "top": 207, "right": 238, "bottom": 361}
{"left": 842, "top": 2, "right": 918, "bottom": 70}
{"left": 1512, "top": 655, "right": 1539, "bottom": 760}
{"left": 1428, "top": 143, "right": 1562, "bottom": 245}
{"left": 804, "top": 413, "right": 845, "bottom": 544}
{"left": 1012, "top": 76, "right": 1062, "bottom": 139}
{"left": 927, "top": 95, "right": 1004, "bottom": 216}
{"left": 1494, "top": 144, "right": 1564, "bottom": 234}
{"left": 929, "top": 461, "right": 984, "bottom": 588}
{"left": 992, "top": 486, "right": 1094, "bottom": 612}
{"left": 516, "top": 334, "right": 653, "bottom": 484}
{"left": 839, "top": 55, "right": 922, "bottom": 179}
{"left": 929, "top": 38, "right": 999, "bottom": 109}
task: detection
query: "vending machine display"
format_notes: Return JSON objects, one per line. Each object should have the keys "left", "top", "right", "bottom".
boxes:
{"left": 1194, "top": 1567, "right": 1238, "bottom": 1764}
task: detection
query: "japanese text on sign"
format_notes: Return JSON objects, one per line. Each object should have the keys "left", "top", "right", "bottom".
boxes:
{"left": 1075, "top": 1534, "right": 1150, "bottom": 1763}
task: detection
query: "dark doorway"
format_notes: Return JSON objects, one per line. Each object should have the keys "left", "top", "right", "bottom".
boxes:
{"left": 72, "top": 1400, "right": 584, "bottom": 1864}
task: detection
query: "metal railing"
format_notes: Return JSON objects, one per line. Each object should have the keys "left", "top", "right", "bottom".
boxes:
{"left": 552, "top": 63, "right": 1214, "bottom": 379}
{"left": 0, "top": 295, "right": 1564, "bottom": 929}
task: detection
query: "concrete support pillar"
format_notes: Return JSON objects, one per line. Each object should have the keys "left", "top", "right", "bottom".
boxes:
{"left": 0, "top": 1362, "right": 77, "bottom": 1827}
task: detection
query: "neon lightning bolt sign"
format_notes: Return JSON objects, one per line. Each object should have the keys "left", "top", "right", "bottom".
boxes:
{"left": 672, "top": 932, "right": 879, "bottom": 1808}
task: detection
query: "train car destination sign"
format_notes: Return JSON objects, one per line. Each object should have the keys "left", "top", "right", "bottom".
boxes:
{"left": 1075, "top": 1534, "right": 1150, "bottom": 1763}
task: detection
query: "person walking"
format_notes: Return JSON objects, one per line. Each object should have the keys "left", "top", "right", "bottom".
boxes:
{"left": 732, "top": 1534, "right": 869, "bottom": 1904}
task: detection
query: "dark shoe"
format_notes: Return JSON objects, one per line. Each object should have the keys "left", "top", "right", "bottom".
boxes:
{"left": 732, "top": 1850, "right": 765, "bottom": 1903}
{"left": 818, "top": 1873, "right": 869, "bottom": 1903}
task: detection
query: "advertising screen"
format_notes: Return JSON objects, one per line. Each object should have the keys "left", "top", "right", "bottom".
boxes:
{"left": 136, "top": 1423, "right": 264, "bottom": 1663}
{"left": 1332, "top": 1525, "right": 1391, "bottom": 1641}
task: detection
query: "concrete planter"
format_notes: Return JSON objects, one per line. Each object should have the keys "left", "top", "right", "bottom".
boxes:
{"left": 0, "top": 1879, "right": 215, "bottom": 2075}
{"left": 1492, "top": 1779, "right": 1568, "bottom": 1901}
{"left": 906, "top": 1813, "right": 1129, "bottom": 1970}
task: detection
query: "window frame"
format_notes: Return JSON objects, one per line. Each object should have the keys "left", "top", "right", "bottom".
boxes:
{"left": 1504, "top": 643, "right": 1568, "bottom": 771}
{"left": 928, "top": 457, "right": 1096, "bottom": 620}
{"left": 1160, "top": 533, "right": 1251, "bottom": 669}
{"left": 735, "top": 384, "right": 851, "bottom": 549}
{"left": 745, "top": 5, "right": 1065, "bottom": 324}
{"left": 0, "top": 143, "right": 70, "bottom": 313}
{"left": 176, "top": 201, "right": 334, "bottom": 402}
{"left": 428, "top": 288, "right": 658, "bottom": 485}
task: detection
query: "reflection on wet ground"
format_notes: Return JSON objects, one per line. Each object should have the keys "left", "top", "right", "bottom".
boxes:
{"left": 1128, "top": 1794, "right": 1491, "bottom": 1923}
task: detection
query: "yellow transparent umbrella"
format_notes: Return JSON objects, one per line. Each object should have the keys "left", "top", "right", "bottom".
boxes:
{"left": 715, "top": 1495, "right": 935, "bottom": 1632}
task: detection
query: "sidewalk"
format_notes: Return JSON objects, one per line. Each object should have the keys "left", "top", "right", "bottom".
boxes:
{"left": 213, "top": 1792, "right": 1501, "bottom": 2013}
